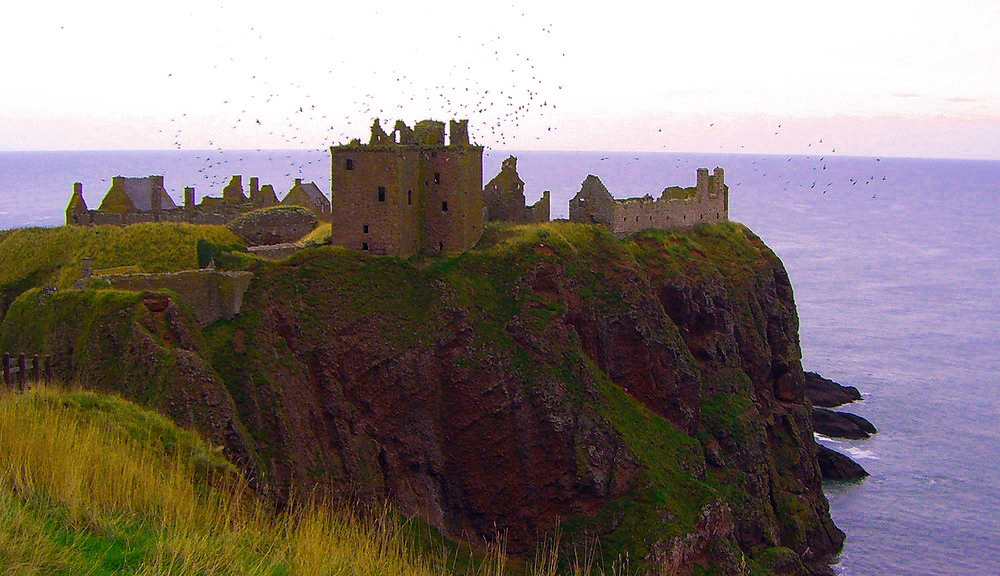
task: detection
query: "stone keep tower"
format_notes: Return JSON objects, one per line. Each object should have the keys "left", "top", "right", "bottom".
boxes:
{"left": 330, "top": 119, "right": 484, "bottom": 256}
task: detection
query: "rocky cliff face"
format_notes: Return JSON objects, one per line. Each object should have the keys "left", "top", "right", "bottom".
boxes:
{"left": 0, "top": 222, "right": 844, "bottom": 575}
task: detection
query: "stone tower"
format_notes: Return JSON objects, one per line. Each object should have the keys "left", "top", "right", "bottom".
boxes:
{"left": 330, "top": 119, "right": 484, "bottom": 256}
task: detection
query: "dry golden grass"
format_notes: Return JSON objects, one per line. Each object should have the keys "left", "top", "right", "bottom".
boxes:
{"left": 0, "top": 385, "right": 615, "bottom": 576}
{"left": 0, "top": 386, "right": 449, "bottom": 576}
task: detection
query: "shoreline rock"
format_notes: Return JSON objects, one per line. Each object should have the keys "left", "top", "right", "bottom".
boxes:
{"left": 812, "top": 407, "right": 877, "bottom": 439}
{"left": 804, "top": 371, "right": 862, "bottom": 407}
{"left": 816, "top": 445, "right": 869, "bottom": 480}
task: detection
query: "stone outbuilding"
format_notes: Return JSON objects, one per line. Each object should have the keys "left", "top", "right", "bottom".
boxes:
{"left": 97, "top": 175, "right": 178, "bottom": 213}
{"left": 282, "top": 178, "right": 331, "bottom": 221}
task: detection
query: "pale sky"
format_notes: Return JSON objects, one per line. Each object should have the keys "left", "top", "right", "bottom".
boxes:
{"left": 2, "top": 0, "right": 999, "bottom": 158}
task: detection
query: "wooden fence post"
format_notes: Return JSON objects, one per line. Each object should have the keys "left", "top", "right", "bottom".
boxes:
{"left": 2, "top": 352, "right": 9, "bottom": 389}
{"left": 17, "top": 353, "right": 26, "bottom": 392}
{"left": 32, "top": 354, "right": 40, "bottom": 387}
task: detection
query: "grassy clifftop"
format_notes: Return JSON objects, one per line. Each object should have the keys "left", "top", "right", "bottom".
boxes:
{"left": 0, "top": 220, "right": 841, "bottom": 575}
{"left": 0, "top": 223, "right": 242, "bottom": 322}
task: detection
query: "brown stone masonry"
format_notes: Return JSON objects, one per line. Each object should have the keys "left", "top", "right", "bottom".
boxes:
{"left": 330, "top": 119, "right": 483, "bottom": 256}
{"left": 569, "top": 167, "right": 728, "bottom": 238}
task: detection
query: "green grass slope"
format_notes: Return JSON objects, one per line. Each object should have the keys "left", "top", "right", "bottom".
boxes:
{"left": 0, "top": 223, "right": 243, "bottom": 322}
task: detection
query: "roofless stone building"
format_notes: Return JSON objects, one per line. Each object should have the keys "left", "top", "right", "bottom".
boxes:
{"left": 569, "top": 167, "right": 728, "bottom": 238}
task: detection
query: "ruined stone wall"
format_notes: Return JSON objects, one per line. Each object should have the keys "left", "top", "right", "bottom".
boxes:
{"left": 482, "top": 156, "right": 549, "bottom": 224}
{"left": 97, "top": 269, "right": 253, "bottom": 326}
{"left": 247, "top": 243, "right": 302, "bottom": 261}
{"left": 525, "top": 191, "right": 550, "bottom": 224}
{"left": 569, "top": 175, "right": 618, "bottom": 226}
{"left": 610, "top": 191, "right": 726, "bottom": 238}
{"left": 569, "top": 169, "right": 728, "bottom": 238}
{"left": 73, "top": 207, "right": 244, "bottom": 227}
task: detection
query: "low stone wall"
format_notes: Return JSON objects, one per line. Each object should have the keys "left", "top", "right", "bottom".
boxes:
{"left": 247, "top": 243, "right": 301, "bottom": 261}
{"left": 96, "top": 269, "right": 253, "bottom": 326}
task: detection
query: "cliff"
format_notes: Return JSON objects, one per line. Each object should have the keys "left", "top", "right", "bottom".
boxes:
{"left": 0, "top": 221, "right": 843, "bottom": 575}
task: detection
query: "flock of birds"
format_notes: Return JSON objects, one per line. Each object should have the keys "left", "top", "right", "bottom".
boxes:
{"left": 150, "top": 8, "right": 888, "bottom": 199}
{"left": 154, "top": 8, "right": 569, "bottom": 194}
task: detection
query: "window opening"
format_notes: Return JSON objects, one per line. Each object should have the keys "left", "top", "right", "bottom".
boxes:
{"left": 441, "top": 201, "right": 449, "bottom": 212}
{"left": 434, "top": 172, "right": 441, "bottom": 184}
{"left": 363, "top": 225, "right": 369, "bottom": 234}
{"left": 362, "top": 242, "right": 369, "bottom": 251}
{"left": 378, "top": 186, "right": 386, "bottom": 202}
{"left": 345, "top": 158, "right": 354, "bottom": 170}
{"left": 407, "top": 190, "right": 412, "bottom": 205}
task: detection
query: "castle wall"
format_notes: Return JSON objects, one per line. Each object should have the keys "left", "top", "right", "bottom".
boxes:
{"left": 68, "top": 176, "right": 330, "bottom": 229}
{"left": 421, "top": 146, "right": 483, "bottom": 253}
{"left": 569, "top": 175, "right": 618, "bottom": 226}
{"left": 97, "top": 269, "right": 253, "bottom": 327}
{"left": 525, "top": 191, "right": 550, "bottom": 224}
{"left": 610, "top": 191, "right": 726, "bottom": 238}
{"left": 482, "top": 156, "right": 549, "bottom": 225}
{"left": 332, "top": 147, "right": 423, "bottom": 255}
{"left": 569, "top": 168, "right": 728, "bottom": 238}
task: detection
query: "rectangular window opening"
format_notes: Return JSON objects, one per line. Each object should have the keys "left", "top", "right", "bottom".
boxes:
{"left": 363, "top": 224, "right": 369, "bottom": 234}
{"left": 377, "top": 186, "right": 386, "bottom": 202}
{"left": 441, "top": 201, "right": 449, "bottom": 212}
{"left": 345, "top": 158, "right": 354, "bottom": 170}
{"left": 407, "top": 190, "right": 412, "bottom": 205}
{"left": 362, "top": 242, "right": 369, "bottom": 251}
{"left": 434, "top": 172, "right": 441, "bottom": 184}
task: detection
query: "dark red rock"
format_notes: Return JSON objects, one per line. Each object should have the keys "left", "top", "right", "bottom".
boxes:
{"left": 812, "top": 407, "right": 877, "bottom": 439}
{"left": 816, "top": 445, "right": 869, "bottom": 480}
{"left": 804, "top": 372, "right": 862, "bottom": 407}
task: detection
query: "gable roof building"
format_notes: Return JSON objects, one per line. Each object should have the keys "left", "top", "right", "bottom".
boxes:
{"left": 282, "top": 178, "right": 331, "bottom": 220}
{"left": 97, "top": 175, "right": 177, "bottom": 213}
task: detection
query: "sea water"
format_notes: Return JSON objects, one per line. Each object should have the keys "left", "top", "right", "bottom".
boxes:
{"left": 1, "top": 149, "right": 998, "bottom": 575}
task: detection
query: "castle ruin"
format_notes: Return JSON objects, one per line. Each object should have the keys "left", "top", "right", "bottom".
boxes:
{"left": 64, "top": 118, "right": 733, "bottom": 252}
{"left": 483, "top": 156, "right": 550, "bottom": 224}
{"left": 66, "top": 174, "right": 331, "bottom": 227}
{"left": 569, "top": 167, "right": 728, "bottom": 238}
{"left": 330, "top": 119, "right": 483, "bottom": 256}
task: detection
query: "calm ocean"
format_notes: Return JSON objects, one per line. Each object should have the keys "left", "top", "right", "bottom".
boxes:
{"left": 1, "top": 149, "right": 998, "bottom": 575}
